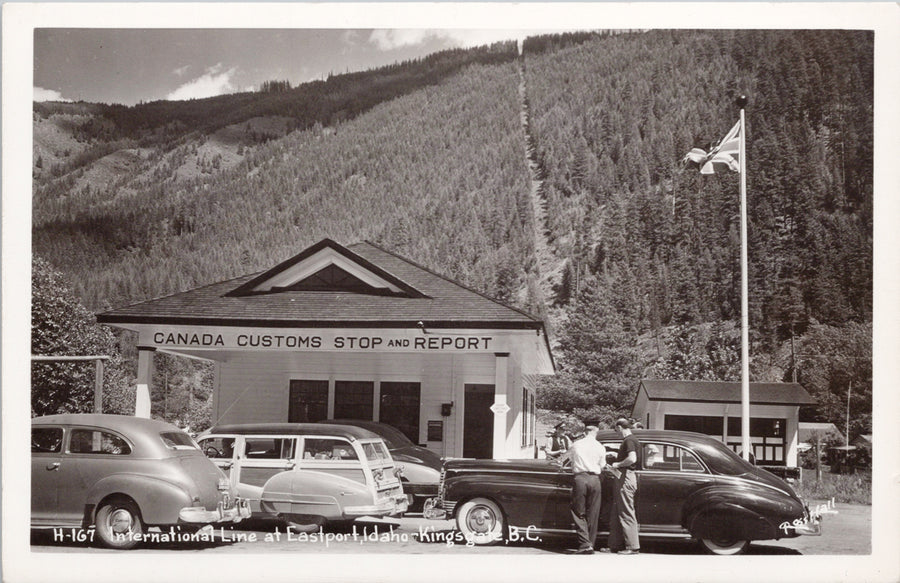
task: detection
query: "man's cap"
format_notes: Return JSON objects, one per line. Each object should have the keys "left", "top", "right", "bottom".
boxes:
{"left": 554, "top": 422, "right": 565, "bottom": 429}
{"left": 615, "top": 418, "right": 633, "bottom": 429}
{"left": 583, "top": 418, "right": 601, "bottom": 428}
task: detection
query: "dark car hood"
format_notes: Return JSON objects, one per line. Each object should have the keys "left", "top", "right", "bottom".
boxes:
{"left": 390, "top": 445, "right": 443, "bottom": 471}
{"left": 444, "top": 458, "right": 558, "bottom": 474}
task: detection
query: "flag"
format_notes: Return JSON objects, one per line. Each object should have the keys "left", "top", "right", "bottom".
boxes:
{"left": 683, "top": 120, "right": 741, "bottom": 174}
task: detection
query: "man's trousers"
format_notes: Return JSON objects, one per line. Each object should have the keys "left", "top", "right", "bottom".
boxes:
{"left": 570, "top": 472, "right": 603, "bottom": 550}
{"left": 608, "top": 470, "right": 640, "bottom": 551}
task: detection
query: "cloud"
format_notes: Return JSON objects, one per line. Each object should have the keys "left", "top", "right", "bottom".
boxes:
{"left": 34, "top": 87, "right": 71, "bottom": 102}
{"left": 368, "top": 29, "right": 532, "bottom": 51}
{"left": 172, "top": 65, "right": 191, "bottom": 77}
{"left": 165, "top": 63, "right": 237, "bottom": 101}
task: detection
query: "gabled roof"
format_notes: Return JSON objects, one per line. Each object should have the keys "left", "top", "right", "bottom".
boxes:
{"left": 97, "top": 239, "right": 545, "bottom": 330}
{"left": 638, "top": 379, "right": 816, "bottom": 406}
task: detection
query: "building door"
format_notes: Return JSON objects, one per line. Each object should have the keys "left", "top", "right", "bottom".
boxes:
{"left": 463, "top": 384, "right": 495, "bottom": 459}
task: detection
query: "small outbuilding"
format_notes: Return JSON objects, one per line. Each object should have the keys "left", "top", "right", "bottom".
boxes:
{"left": 98, "top": 239, "right": 554, "bottom": 460}
{"left": 631, "top": 379, "right": 817, "bottom": 467}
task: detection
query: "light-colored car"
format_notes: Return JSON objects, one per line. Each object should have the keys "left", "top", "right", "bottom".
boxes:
{"left": 199, "top": 423, "right": 408, "bottom": 531}
{"left": 319, "top": 420, "right": 441, "bottom": 513}
{"left": 31, "top": 414, "right": 250, "bottom": 549}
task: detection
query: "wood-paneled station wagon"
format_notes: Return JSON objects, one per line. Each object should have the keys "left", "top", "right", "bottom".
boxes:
{"left": 31, "top": 414, "right": 250, "bottom": 549}
{"left": 199, "top": 423, "right": 408, "bottom": 531}
{"left": 425, "top": 430, "right": 822, "bottom": 554}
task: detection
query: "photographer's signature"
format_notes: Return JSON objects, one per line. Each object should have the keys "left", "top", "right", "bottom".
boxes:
{"left": 779, "top": 498, "right": 837, "bottom": 534}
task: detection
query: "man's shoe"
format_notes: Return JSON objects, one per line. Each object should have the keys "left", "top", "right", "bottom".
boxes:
{"left": 598, "top": 547, "right": 614, "bottom": 553}
{"left": 567, "top": 547, "right": 594, "bottom": 554}
{"left": 617, "top": 549, "right": 640, "bottom": 555}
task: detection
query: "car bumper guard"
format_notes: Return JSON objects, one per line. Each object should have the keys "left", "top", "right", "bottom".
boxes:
{"left": 343, "top": 494, "right": 409, "bottom": 517}
{"left": 179, "top": 498, "right": 251, "bottom": 524}
{"left": 422, "top": 497, "right": 447, "bottom": 520}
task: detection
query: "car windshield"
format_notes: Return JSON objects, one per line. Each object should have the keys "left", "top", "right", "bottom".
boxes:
{"left": 160, "top": 431, "right": 199, "bottom": 450}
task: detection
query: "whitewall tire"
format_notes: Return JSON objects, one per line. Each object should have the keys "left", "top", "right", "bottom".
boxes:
{"left": 456, "top": 498, "right": 505, "bottom": 546}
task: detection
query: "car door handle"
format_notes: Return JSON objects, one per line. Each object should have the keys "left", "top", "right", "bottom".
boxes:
{"left": 222, "top": 462, "right": 234, "bottom": 469}
{"left": 46, "top": 462, "right": 60, "bottom": 471}
{"left": 284, "top": 462, "right": 296, "bottom": 470}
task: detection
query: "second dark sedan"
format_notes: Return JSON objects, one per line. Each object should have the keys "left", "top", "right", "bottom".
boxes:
{"left": 425, "top": 429, "right": 821, "bottom": 554}
{"left": 321, "top": 420, "right": 441, "bottom": 512}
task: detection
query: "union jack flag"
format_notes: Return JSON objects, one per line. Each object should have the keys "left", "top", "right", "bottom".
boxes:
{"left": 683, "top": 120, "right": 741, "bottom": 174}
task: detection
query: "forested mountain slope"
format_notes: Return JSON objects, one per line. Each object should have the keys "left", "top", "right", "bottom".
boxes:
{"left": 523, "top": 30, "right": 872, "bottom": 429}
{"left": 32, "top": 30, "right": 872, "bottom": 435}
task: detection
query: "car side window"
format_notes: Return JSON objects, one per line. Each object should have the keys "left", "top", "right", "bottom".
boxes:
{"left": 303, "top": 438, "right": 359, "bottom": 461}
{"left": 69, "top": 428, "right": 131, "bottom": 455}
{"left": 644, "top": 443, "right": 705, "bottom": 473}
{"left": 243, "top": 437, "right": 296, "bottom": 460}
{"left": 199, "top": 437, "right": 235, "bottom": 459}
{"left": 32, "top": 427, "right": 63, "bottom": 453}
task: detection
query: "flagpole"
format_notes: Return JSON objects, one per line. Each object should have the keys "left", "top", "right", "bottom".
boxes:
{"left": 737, "top": 95, "right": 751, "bottom": 462}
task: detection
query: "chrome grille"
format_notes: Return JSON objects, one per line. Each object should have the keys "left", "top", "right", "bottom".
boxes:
{"left": 437, "top": 467, "right": 446, "bottom": 500}
{"left": 443, "top": 500, "right": 457, "bottom": 516}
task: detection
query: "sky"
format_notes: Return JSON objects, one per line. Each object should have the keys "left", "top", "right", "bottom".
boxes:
{"left": 33, "top": 29, "right": 554, "bottom": 106}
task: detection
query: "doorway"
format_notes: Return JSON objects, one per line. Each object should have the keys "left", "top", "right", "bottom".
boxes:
{"left": 463, "top": 384, "right": 495, "bottom": 458}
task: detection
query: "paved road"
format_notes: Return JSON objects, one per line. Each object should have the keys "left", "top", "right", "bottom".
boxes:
{"left": 31, "top": 502, "right": 869, "bottom": 555}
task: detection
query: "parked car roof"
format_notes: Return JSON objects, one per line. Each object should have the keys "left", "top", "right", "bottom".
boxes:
{"left": 595, "top": 428, "right": 729, "bottom": 446}
{"left": 32, "top": 413, "right": 191, "bottom": 457}
{"left": 208, "top": 422, "right": 381, "bottom": 441}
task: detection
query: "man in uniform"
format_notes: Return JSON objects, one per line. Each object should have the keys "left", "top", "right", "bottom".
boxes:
{"left": 559, "top": 419, "right": 606, "bottom": 554}
{"left": 603, "top": 417, "right": 641, "bottom": 555}
{"left": 545, "top": 422, "right": 571, "bottom": 460}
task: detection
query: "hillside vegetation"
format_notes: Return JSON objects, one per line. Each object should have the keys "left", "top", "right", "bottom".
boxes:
{"left": 32, "top": 30, "right": 872, "bottom": 436}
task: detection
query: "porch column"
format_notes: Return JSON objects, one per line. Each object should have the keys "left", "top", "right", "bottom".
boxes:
{"left": 722, "top": 405, "right": 730, "bottom": 443}
{"left": 492, "top": 353, "right": 510, "bottom": 458}
{"left": 135, "top": 347, "right": 154, "bottom": 418}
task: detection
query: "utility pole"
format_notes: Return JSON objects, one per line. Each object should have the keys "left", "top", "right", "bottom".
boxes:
{"left": 846, "top": 381, "right": 851, "bottom": 448}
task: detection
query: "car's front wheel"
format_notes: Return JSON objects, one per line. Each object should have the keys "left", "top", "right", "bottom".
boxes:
{"left": 699, "top": 537, "right": 750, "bottom": 555}
{"left": 456, "top": 498, "right": 505, "bottom": 545}
{"left": 95, "top": 497, "right": 143, "bottom": 550}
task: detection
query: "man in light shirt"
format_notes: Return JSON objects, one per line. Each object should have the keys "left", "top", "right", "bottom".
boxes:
{"left": 559, "top": 419, "right": 607, "bottom": 554}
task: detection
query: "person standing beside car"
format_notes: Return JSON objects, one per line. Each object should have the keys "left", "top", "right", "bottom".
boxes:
{"left": 546, "top": 422, "right": 572, "bottom": 460}
{"left": 603, "top": 418, "right": 641, "bottom": 555}
{"left": 559, "top": 419, "right": 606, "bottom": 554}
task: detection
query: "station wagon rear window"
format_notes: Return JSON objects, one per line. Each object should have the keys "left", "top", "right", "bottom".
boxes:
{"left": 362, "top": 441, "right": 390, "bottom": 462}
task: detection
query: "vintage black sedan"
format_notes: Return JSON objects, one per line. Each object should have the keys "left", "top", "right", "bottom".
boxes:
{"left": 425, "top": 430, "right": 821, "bottom": 554}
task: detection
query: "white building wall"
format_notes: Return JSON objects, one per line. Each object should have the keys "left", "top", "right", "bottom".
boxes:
{"left": 215, "top": 350, "right": 514, "bottom": 458}
{"left": 634, "top": 399, "right": 802, "bottom": 466}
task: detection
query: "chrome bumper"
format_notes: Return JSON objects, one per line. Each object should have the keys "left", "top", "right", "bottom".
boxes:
{"left": 793, "top": 519, "right": 822, "bottom": 536}
{"left": 179, "top": 498, "right": 251, "bottom": 524}
{"left": 344, "top": 493, "right": 409, "bottom": 517}
{"left": 422, "top": 497, "right": 447, "bottom": 520}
